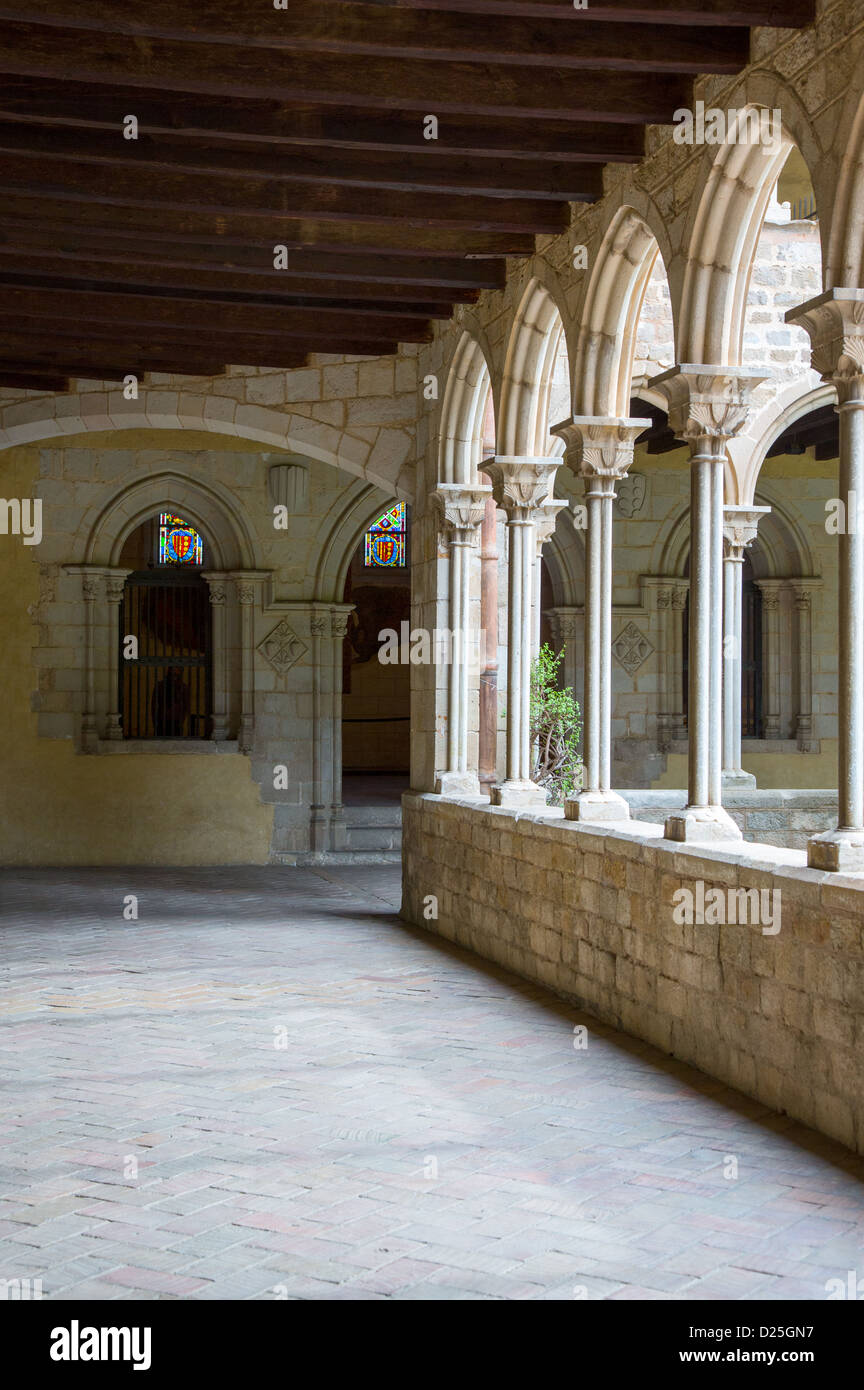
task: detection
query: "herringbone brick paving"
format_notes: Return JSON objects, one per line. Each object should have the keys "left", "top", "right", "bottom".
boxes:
{"left": 1, "top": 865, "right": 863, "bottom": 1300}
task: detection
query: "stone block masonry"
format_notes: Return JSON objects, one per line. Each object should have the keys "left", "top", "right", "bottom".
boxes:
{"left": 401, "top": 793, "right": 864, "bottom": 1156}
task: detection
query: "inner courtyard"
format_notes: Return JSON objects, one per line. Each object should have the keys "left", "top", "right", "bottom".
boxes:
{"left": 1, "top": 0, "right": 864, "bottom": 1310}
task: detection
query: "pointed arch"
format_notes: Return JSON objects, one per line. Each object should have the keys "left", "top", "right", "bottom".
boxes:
{"left": 574, "top": 205, "right": 672, "bottom": 418}
{"left": 679, "top": 105, "right": 801, "bottom": 365}
{"left": 437, "top": 330, "right": 494, "bottom": 485}
{"left": 81, "top": 470, "right": 258, "bottom": 570}
{"left": 498, "top": 273, "right": 569, "bottom": 456}
{"left": 0, "top": 386, "right": 412, "bottom": 498}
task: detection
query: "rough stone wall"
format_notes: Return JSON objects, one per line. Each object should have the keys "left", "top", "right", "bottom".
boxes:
{"left": 402, "top": 793, "right": 864, "bottom": 1155}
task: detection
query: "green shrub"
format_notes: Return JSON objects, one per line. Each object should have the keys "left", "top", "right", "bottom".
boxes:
{"left": 530, "top": 644, "right": 583, "bottom": 805}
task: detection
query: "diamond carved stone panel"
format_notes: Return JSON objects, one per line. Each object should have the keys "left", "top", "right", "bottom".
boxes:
{"left": 258, "top": 620, "right": 307, "bottom": 676}
{"left": 612, "top": 622, "right": 654, "bottom": 674}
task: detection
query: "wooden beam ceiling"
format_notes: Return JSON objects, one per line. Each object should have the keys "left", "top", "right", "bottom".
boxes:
{"left": 0, "top": 0, "right": 815, "bottom": 388}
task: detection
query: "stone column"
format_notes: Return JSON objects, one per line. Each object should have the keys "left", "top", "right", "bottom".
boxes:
{"left": 547, "top": 608, "right": 582, "bottom": 697}
{"left": 755, "top": 580, "right": 784, "bottom": 740}
{"left": 478, "top": 495, "right": 499, "bottom": 794}
{"left": 721, "top": 506, "right": 769, "bottom": 786}
{"left": 787, "top": 289, "right": 864, "bottom": 870}
{"left": 202, "top": 572, "right": 230, "bottom": 741}
{"left": 431, "top": 483, "right": 491, "bottom": 797}
{"left": 104, "top": 569, "right": 130, "bottom": 740}
{"left": 230, "top": 570, "right": 269, "bottom": 755}
{"left": 330, "top": 606, "right": 352, "bottom": 850}
{"left": 552, "top": 418, "right": 648, "bottom": 822}
{"left": 532, "top": 501, "right": 567, "bottom": 655}
{"left": 650, "top": 367, "right": 765, "bottom": 842}
{"left": 484, "top": 456, "right": 562, "bottom": 807}
{"left": 78, "top": 568, "right": 103, "bottom": 753}
{"left": 792, "top": 581, "right": 819, "bottom": 753}
{"left": 656, "top": 582, "right": 688, "bottom": 749}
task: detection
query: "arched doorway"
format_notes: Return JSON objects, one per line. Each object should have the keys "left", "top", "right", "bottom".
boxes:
{"left": 117, "top": 512, "right": 211, "bottom": 740}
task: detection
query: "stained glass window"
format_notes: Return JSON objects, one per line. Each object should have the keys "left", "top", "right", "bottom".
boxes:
{"left": 159, "top": 513, "right": 203, "bottom": 567}
{"left": 365, "top": 501, "right": 407, "bottom": 568}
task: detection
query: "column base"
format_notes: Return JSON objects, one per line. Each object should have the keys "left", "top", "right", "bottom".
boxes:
{"left": 564, "top": 789, "right": 631, "bottom": 823}
{"left": 329, "top": 806, "right": 348, "bottom": 852}
{"left": 490, "top": 779, "right": 547, "bottom": 809}
{"left": 211, "top": 716, "right": 230, "bottom": 741}
{"left": 105, "top": 714, "right": 123, "bottom": 742}
{"left": 664, "top": 804, "right": 742, "bottom": 843}
{"left": 721, "top": 769, "right": 756, "bottom": 789}
{"left": 807, "top": 828, "right": 864, "bottom": 873}
{"left": 435, "top": 770, "right": 483, "bottom": 798}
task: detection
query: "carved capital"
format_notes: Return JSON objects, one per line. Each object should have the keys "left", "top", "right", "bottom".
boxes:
{"left": 482, "top": 455, "right": 562, "bottom": 518}
{"left": 722, "top": 504, "right": 771, "bottom": 559}
{"left": 202, "top": 572, "right": 229, "bottom": 606}
{"left": 430, "top": 483, "right": 492, "bottom": 540}
{"left": 786, "top": 289, "right": 864, "bottom": 404}
{"left": 552, "top": 416, "right": 649, "bottom": 485}
{"left": 649, "top": 365, "right": 767, "bottom": 454}
{"left": 331, "top": 610, "right": 351, "bottom": 639}
{"left": 534, "top": 499, "right": 568, "bottom": 550}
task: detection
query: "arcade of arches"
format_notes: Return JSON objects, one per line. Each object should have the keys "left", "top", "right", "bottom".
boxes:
{"left": 5, "top": 0, "right": 864, "bottom": 1304}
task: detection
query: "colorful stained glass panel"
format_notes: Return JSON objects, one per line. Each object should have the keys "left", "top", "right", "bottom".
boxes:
{"left": 159, "top": 513, "right": 203, "bottom": 566}
{"left": 365, "top": 501, "right": 406, "bottom": 567}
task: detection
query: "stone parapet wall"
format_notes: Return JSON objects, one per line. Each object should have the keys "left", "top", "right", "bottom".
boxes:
{"left": 402, "top": 793, "right": 864, "bottom": 1155}
{"left": 621, "top": 789, "right": 838, "bottom": 851}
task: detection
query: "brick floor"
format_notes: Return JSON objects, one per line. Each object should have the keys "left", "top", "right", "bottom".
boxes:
{"left": 1, "top": 864, "right": 863, "bottom": 1301}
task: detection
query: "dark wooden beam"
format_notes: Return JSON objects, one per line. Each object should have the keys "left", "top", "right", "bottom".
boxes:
{"left": 0, "top": 253, "right": 470, "bottom": 310}
{"left": 0, "top": 285, "right": 434, "bottom": 343}
{"left": 0, "top": 122, "right": 605, "bottom": 202}
{"left": 0, "top": 355, "right": 229, "bottom": 382}
{"left": 1, "top": 1, "right": 750, "bottom": 73}
{"left": 0, "top": 369, "right": 68, "bottom": 392}
{"left": 0, "top": 79, "right": 647, "bottom": 163}
{"left": 311, "top": 0, "right": 814, "bottom": 25}
{"left": 0, "top": 268, "right": 452, "bottom": 319}
{"left": 0, "top": 223, "right": 504, "bottom": 290}
{"left": 0, "top": 23, "right": 691, "bottom": 122}
{"left": 0, "top": 192, "right": 535, "bottom": 258}
{"left": 0, "top": 150, "right": 572, "bottom": 235}
{"left": 2, "top": 319, "right": 403, "bottom": 363}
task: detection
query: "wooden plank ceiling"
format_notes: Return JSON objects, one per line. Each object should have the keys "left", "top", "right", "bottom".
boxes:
{"left": 0, "top": 0, "right": 814, "bottom": 392}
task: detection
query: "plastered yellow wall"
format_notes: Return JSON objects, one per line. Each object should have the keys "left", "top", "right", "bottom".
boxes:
{"left": 651, "top": 742, "right": 838, "bottom": 791}
{"left": 0, "top": 442, "right": 273, "bottom": 865}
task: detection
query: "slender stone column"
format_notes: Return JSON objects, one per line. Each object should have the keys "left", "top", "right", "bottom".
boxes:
{"left": 104, "top": 569, "right": 130, "bottom": 740}
{"left": 787, "top": 289, "right": 864, "bottom": 870}
{"left": 230, "top": 570, "right": 269, "bottom": 755}
{"left": 532, "top": 501, "right": 567, "bottom": 655}
{"left": 478, "top": 496, "right": 499, "bottom": 794}
{"left": 329, "top": 606, "right": 353, "bottom": 850}
{"left": 792, "top": 581, "right": 819, "bottom": 752}
{"left": 431, "top": 484, "right": 491, "bottom": 797}
{"left": 755, "top": 580, "right": 784, "bottom": 739}
{"left": 721, "top": 506, "right": 769, "bottom": 786}
{"left": 202, "top": 572, "right": 230, "bottom": 740}
{"left": 657, "top": 582, "right": 688, "bottom": 749}
{"left": 649, "top": 367, "right": 765, "bottom": 842}
{"left": 484, "top": 456, "right": 562, "bottom": 807}
{"left": 78, "top": 569, "right": 103, "bottom": 753}
{"left": 552, "top": 418, "right": 648, "bottom": 823}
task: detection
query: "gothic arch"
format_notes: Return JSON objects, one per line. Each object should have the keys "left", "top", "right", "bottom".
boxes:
{"left": 678, "top": 91, "right": 823, "bottom": 364}
{"left": 826, "top": 68, "right": 864, "bottom": 289}
{"left": 731, "top": 380, "right": 834, "bottom": 504}
{"left": 437, "top": 330, "right": 494, "bottom": 485}
{"left": 0, "top": 386, "right": 410, "bottom": 497}
{"left": 574, "top": 202, "right": 673, "bottom": 418}
{"left": 498, "top": 273, "right": 570, "bottom": 455}
{"left": 80, "top": 470, "right": 259, "bottom": 571}
{"left": 314, "top": 481, "right": 399, "bottom": 603}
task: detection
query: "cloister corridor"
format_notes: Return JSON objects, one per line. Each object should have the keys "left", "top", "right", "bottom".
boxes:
{"left": 1, "top": 865, "right": 862, "bottom": 1303}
